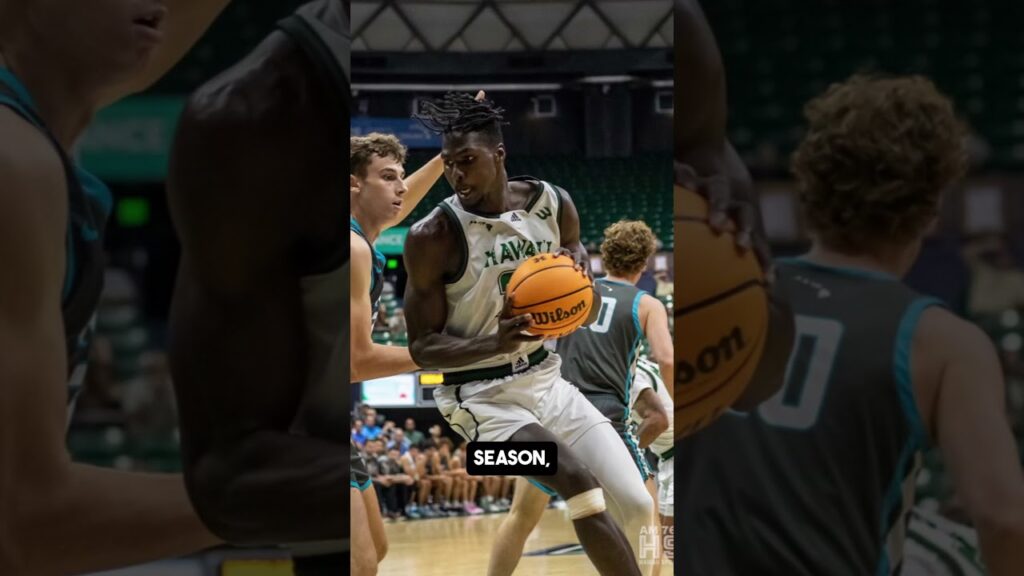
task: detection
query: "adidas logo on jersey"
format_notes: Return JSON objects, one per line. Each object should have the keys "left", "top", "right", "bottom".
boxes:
{"left": 510, "top": 213, "right": 521, "bottom": 222}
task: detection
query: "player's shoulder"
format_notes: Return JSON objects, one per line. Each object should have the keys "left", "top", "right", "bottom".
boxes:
{"left": 182, "top": 32, "right": 315, "bottom": 132}
{"left": 915, "top": 305, "right": 995, "bottom": 359}
{"left": 350, "top": 229, "right": 371, "bottom": 259}
{"left": 408, "top": 205, "right": 454, "bottom": 241}
{"left": 0, "top": 108, "right": 66, "bottom": 234}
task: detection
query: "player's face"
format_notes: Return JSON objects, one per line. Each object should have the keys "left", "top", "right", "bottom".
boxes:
{"left": 353, "top": 154, "right": 407, "bottom": 221}
{"left": 441, "top": 132, "right": 505, "bottom": 208}
{"left": 17, "top": 0, "right": 166, "bottom": 87}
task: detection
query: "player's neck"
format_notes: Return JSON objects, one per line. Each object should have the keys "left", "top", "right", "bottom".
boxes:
{"left": 467, "top": 174, "right": 511, "bottom": 215}
{"left": 803, "top": 243, "right": 912, "bottom": 278}
{"left": 0, "top": 49, "right": 100, "bottom": 149}
{"left": 350, "top": 210, "right": 383, "bottom": 243}
{"left": 604, "top": 273, "right": 639, "bottom": 286}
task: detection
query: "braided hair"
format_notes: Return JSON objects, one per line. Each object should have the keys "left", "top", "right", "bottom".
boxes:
{"left": 413, "top": 92, "right": 508, "bottom": 146}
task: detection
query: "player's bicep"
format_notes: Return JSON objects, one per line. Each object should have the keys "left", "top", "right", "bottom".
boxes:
{"left": 402, "top": 225, "right": 450, "bottom": 340}
{"left": 928, "top": 316, "right": 1024, "bottom": 523}
{"left": 642, "top": 296, "right": 674, "bottom": 362}
{"left": 0, "top": 128, "right": 75, "bottom": 494}
{"left": 349, "top": 238, "right": 375, "bottom": 353}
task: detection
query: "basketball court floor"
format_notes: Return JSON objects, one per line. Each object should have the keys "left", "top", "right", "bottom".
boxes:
{"left": 379, "top": 508, "right": 673, "bottom": 576}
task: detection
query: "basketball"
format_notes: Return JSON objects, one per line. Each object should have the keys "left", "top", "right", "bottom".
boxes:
{"left": 507, "top": 253, "right": 594, "bottom": 338}
{"left": 676, "top": 186, "right": 768, "bottom": 437}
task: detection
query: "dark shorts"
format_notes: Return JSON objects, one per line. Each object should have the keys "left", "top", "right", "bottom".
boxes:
{"left": 582, "top": 392, "right": 652, "bottom": 478}
{"left": 293, "top": 552, "right": 345, "bottom": 576}
{"left": 351, "top": 450, "right": 371, "bottom": 491}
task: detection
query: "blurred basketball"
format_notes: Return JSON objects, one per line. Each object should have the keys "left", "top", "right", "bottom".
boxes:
{"left": 676, "top": 186, "right": 768, "bottom": 437}
{"left": 508, "top": 253, "right": 594, "bottom": 338}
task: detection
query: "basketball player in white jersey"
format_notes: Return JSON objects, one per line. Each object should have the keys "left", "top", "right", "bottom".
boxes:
{"left": 628, "top": 358, "right": 674, "bottom": 562}
{"left": 403, "top": 92, "right": 653, "bottom": 576}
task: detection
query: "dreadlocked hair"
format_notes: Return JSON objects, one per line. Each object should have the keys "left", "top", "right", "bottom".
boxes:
{"left": 413, "top": 92, "right": 507, "bottom": 144}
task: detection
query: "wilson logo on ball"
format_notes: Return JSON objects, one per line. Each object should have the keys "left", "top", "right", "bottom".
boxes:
{"left": 531, "top": 299, "right": 588, "bottom": 326}
{"left": 679, "top": 325, "right": 747, "bottom": 384}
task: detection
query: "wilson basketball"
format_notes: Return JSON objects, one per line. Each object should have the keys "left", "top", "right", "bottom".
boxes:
{"left": 676, "top": 186, "right": 768, "bottom": 438}
{"left": 508, "top": 253, "right": 594, "bottom": 338}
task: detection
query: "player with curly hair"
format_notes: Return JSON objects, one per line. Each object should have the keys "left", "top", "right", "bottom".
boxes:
{"left": 679, "top": 72, "right": 1024, "bottom": 576}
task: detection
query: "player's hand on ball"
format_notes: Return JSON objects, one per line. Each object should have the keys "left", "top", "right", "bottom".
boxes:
{"left": 554, "top": 247, "right": 591, "bottom": 279}
{"left": 496, "top": 295, "right": 543, "bottom": 352}
{"left": 676, "top": 150, "right": 773, "bottom": 280}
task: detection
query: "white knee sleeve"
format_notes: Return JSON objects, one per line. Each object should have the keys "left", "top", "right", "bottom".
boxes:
{"left": 566, "top": 487, "right": 606, "bottom": 520}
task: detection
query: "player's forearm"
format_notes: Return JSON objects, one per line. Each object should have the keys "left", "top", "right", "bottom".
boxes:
{"left": 351, "top": 343, "right": 418, "bottom": 382}
{"left": 5, "top": 465, "right": 216, "bottom": 575}
{"left": 186, "top": 430, "right": 345, "bottom": 544}
{"left": 408, "top": 332, "right": 503, "bottom": 370}
{"left": 675, "top": 0, "right": 727, "bottom": 157}
{"left": 637, "top": 414, "right": 669, "bottom": 448}
{"left": 978, "top": 504, "right": 1024, "bottom": 576}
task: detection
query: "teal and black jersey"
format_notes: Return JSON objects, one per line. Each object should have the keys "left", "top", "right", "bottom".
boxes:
{"left": 350, "top": 216, "right": 384, "bottom": 327}
{"left": 678, "top": 258, "right": 943, "bottom": 576}
{"left": 0, "top": 68, "right": 111, "bottom": 411}
{"left": 557, "top": 278, "right": 647, "bottom": 424}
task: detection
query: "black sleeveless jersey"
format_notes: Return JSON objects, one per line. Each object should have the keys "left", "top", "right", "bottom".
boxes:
{"left": 678, "top": 258, "right": 942, "bottom": 576}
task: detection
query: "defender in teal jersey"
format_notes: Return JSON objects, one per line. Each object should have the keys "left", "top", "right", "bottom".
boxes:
{"left": 348, "top": 129, "right": 456, "bottom": 575}
{"left": 679, "top": 75, "right": 1024, "bottom": 576}
{"left": 0, "top": 0, "right": 231, "bottom": 572}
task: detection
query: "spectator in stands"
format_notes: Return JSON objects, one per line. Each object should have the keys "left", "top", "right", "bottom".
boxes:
{"left": 374, "top": 447, "right": 415, "bottom": 520}
{"left": 352, "top": 419, "right": 369, "bottom": 447}
{"left": 428, "top": 424, "right": 444, "bottom": 444}
{"left": 388, "top": 429, "right": 410, "bottom": 454}
{"left": 404, "top": 418, "right": 425, "bottom": 446}
{"left": 363, "top": 408, "right": 383, "bottom": 441}
{"left": 964, "top": 234, "right": 1024, "bottom": 315}
{"left": 451, "top": 441, "right": 483, "bottom": 515}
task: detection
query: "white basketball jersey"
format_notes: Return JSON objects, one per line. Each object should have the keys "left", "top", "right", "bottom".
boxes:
{"left": 439, "top": 178, "right": 562, "bottom": 373}
{"left": 629, "top": 358, "right": 674, "bottom": 457}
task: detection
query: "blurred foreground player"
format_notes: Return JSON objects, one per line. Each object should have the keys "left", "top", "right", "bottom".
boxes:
{"left": 167, "top": 1, "right": 348, "bottom": 574}
{"left": 679, "top": 74, "right": 1024, "bottom": 576}
{"left": 674, "top": 0, "right": 794, "bottom": 421}
{"left": 0, "top": 0, "right": 234, "bottom": 572}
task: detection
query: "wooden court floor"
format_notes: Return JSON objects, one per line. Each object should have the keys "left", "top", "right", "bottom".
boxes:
{"left": 379, "top": 508, "right": 673, "bottom": 576}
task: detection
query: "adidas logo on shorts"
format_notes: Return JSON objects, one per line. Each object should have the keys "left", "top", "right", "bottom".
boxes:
{"left": 512, "top": 355, "right": 529, "bottom": 373}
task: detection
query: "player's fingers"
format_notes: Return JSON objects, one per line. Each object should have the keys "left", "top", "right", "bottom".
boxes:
{"left": 731, "top": 201, "right": 756, "bottom": 251}
{"left": 475, "top": 90, "right": 486, "bottom": 101}
{"left": 674, "top": 161, "right": 698, "bottom": 189}
{"left": 500, "top": 294, "right": 515, "bottom": 318}
{"left": 520, "top": 313, "right": 536, "bottom": 326}
{"left": 703, "top": 176, "right": 731, "bottom": 232}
